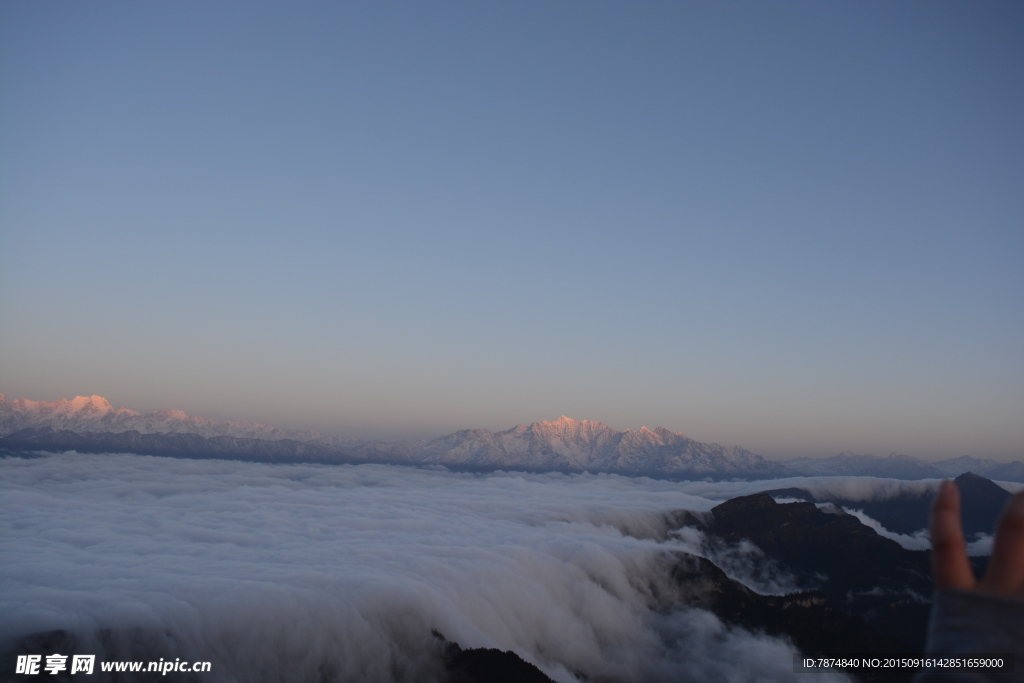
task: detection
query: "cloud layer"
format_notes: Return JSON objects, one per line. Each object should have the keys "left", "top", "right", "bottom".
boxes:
{"left": 1, "top": 454, "right": 865, "bottom": 681}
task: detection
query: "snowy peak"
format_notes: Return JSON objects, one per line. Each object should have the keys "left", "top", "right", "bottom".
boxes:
{"left": 627, "top": 425, "right": 659, "bottom": 442}
{"left": 2, "top": 394, "right": 140, "bottom": 424}
{"left": 530, "top": 416, "right": 613, "bottom": 440}
{"left": 530, "top": 415, "right": 608, "bottom": 433}
{"left": 68, "top": 395, "right": 115, "bottom": 413}
{"left": 152, "top": 408, "right": 189, "bottom": 420}
{"left": 413, "top": 414, "right": 787, "bottom": 478}
{"left": 653, "top": 426, "right": 687, "bottom": 442}
{"left": 0, "top": 394, "right": 326, "bottom": 443}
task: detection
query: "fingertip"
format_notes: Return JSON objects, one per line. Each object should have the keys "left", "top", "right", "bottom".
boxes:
{"left": 933, "top": 479, "right": 959, "bottom": 507}
{"left": 930, "top": 479, "right": 974, "bottom": 591}
{"left": 930, "top": 480, "right": 961, "bottom": 527}
{"left": 983, "top": 491, "right": 1024, "bottom": 594}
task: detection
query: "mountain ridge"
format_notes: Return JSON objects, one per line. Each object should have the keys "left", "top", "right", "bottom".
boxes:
{"left": 2, "top": 394, "right": 1021, "bottom": 481}
{"left": 0, "top": 393, "right": 343, "bottom": 444}
{"left": 0, "top": 394, "right": 787, "bottom": 479}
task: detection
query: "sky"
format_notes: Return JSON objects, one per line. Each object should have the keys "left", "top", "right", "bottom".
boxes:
{"left": 2, "top": 1, "right": 1022, "bottom": 460}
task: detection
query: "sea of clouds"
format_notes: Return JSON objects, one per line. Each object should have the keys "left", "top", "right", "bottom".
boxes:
{"left": 1, "top": 453, "right": 966, "bottom": 682}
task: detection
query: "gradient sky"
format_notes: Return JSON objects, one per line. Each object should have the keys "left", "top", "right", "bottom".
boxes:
{"left": 2, "top": 1, "right": 1022, "bottom": 460}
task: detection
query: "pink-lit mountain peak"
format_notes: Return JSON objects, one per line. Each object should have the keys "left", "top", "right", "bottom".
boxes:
{"left": 531, "top": 415, "right": 610, "bottom": 432}
{"left": 6, "top": 394, "right": 138, "bottom": 420}
{"left": 0, "top": 394, "right": 326, "bottom": 443}
{"left": 527, "top": 416, "right": 619, "bottom": 445}
{"left": 151, "top": 408, "right": 190, "bottom": 420}
{"left": 68, "top": 394, "right": 114, "bottom": 411}
{"left": 70, "top": 395, "right": 141, "bottom": 419}
{"left": 498, "top": 417, "right": 688, "bottom": 454}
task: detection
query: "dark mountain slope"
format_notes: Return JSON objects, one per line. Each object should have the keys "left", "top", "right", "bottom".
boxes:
{"left": 763, "top": 472, "right": 1012, "bottom": 535}
{"left": 670, "top": 493, "right": 935, "bottom": 659}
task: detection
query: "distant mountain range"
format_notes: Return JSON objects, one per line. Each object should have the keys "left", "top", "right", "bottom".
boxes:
{"left": 781, "top": 450, "right": 1024, "bottom": 482}
{"left": 0, "top": 394, "right": 341, "bottom": 443}
{"left": 2, "top": 394, "right": 1022, "bottom": 481}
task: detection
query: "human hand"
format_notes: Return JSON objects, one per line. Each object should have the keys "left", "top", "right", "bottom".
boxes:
{"left": 929, "top": 480, "right": 1024, "bottom": 599}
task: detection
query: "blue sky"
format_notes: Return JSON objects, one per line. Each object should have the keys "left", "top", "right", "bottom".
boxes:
{"left": 2, "top": 1, "right": 1022, "bottom": 460}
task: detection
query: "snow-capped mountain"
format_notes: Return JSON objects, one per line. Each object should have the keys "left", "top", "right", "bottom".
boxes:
{"left": 3, "top": 394, "right": 1021, "bottom": 481}
{"left": 0, "top": 395, "right": 788, "bottom": 479}
{"left": 0, "top": 394, "right": 334, "bottom": 443}
{"left": 779, "top": 451, "right": 946, "bottom": 479}
{"left": 387, "top": 415, "right": 789, "bottom": 478}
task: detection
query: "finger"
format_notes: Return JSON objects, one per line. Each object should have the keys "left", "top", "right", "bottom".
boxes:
{"left": 981, "top": 491, "right": 1024, "bottom": 596}
{"left": 929, "top": 480, "right": 975, "bottom": 591}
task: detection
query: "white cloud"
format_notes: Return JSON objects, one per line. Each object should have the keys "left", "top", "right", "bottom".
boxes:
{"left": 996, "top": 481, "right": 1024, "bottom": 494}
{"left": 844, "top": 509, "right": 933, "bottom": 551}
{"left": 0, "top": 453, "right": 857, "bottom": 682}
{"left": 666, "top": 526, "right": 805, "bottom": 595}
{"left": 964, "top": 534, "right": 995, "bottom": 556}
{"left": 844, "top": 509, "right": 994, "bottom": 558}
{"left": 671, "top": 475, "right": 943, "bottom": 504}
{"left": 786, "top": 477, "right": 941, "bottom": 502}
